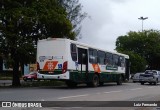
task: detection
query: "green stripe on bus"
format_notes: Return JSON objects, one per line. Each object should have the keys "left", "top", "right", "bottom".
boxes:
{"left": 69, "top": 71, "right": 123, "bottom": 83}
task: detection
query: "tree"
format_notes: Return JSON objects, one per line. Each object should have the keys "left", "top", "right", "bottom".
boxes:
{"left": 123, "top": 51, "right": 146, "bottom": 74}
{"left": 0, "top": 0, "right": 75, "bottom": 86}
{"left": 59, "top": 0, "right": 87, "bottom": 38}
{"left": 116, "top": 30, "right": 160, "bottom": 73}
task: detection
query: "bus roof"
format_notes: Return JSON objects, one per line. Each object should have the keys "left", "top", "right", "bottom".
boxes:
{"left": 38, "top": 38, "right": 129, "bottom": 59}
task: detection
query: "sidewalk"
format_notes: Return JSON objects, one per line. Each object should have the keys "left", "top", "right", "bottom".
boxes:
{"left": 0, "top": 80, "right": 24, "bottom": 87}
{"left": 0, "top": 80, "right": 12, "bottom": 86}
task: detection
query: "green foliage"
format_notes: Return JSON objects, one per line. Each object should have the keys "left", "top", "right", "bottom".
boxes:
{"left": 123, "top": 51, "right": 146, "bottom": 74}
{"left": 0, "top": 0, "right": 76, "bottom": 64}
{"left": 116, "top": 30, "right": 160, "bottom": 72}
{"left": 0, "top": 0, "right": 83, "bottom": 86}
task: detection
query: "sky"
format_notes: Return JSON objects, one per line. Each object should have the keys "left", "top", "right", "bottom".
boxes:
{"left": 79, "top": 0, "right": 160, "bottom": 52}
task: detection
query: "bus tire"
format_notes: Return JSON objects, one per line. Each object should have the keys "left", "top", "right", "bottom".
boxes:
{"left": 117, "top": 75, "right": 122, "bottom": 85}
{"left": 65, "top": 81, "right": 77, "bottom": 88}
{"left": 91, "top": 74, "right": 99, "bottom": 87}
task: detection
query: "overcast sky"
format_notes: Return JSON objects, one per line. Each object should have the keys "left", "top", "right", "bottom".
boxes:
{"left": 79, "top": 0, "right": 160, "bottom": 52}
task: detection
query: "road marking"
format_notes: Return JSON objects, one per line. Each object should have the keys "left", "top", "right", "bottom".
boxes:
{"left": 104, "top": 90, "right": 122, "bottom": 94}
{"left": 129, "top": 88, "right": 142, "bottom": 91}
{"left": 58, "top": 94, "right": 89, "bottom": 99}
{"left": 58, "top": 87, "right": 154, "bottom": 100}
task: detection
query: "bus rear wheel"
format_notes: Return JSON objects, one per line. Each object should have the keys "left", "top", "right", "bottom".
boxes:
{"left": 91, "top": 74, "right": 99, "bottom": 87}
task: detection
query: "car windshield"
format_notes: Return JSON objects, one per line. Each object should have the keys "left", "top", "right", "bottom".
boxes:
{"left": 134, "top": 73, "right": 143, "bottom": 76}
{"left": 134, "top": 73, "right": 140, "bottom": 76}
{"left": 145, "top": 71, "right": 157, "bottom": 75}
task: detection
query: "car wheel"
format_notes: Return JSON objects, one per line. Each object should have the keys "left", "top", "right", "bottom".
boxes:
{"left": 23, "top": 78, "right": 27, "bottom": 82}
{"left": 154, "top": 82, "right": 157, "bottom": 85}
{"left": 30, "top": 78, "right": 34, "bottom": 82}
{"left": 141, "top": 82, "right": 144, "bottom": 85}
{"left": 154, "top": 79, "right": 158, "bottom": 85}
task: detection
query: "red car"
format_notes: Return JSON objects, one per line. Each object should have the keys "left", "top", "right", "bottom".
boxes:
{"left": 23, "top": 71, "right": 38, "bottom": 81}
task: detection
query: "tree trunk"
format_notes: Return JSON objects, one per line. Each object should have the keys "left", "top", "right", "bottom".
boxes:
{"left": 12, "top": 58, "right": 21, "bottom": 87}
{"left": 21, "top": 62, "right": 24, "bottom": 75}
{"left": 0, "top": 57, "right": 3, "bottom": 71}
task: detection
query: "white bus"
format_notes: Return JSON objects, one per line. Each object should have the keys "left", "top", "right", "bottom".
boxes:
{"left": 37, "top": 38, "right": 130, "bottom": 87}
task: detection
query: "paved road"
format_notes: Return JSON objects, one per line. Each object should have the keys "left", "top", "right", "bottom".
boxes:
{"left": 0, "top": 82, "right": 160, "bottom": 101}
{"left": 1, "top": 82, "right": 160, "bottom": 110}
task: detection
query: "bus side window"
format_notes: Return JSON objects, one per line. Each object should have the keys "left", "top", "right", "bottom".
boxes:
{"left": 106, "top": 52, "right": 113, "bottom": 66}
{"left": 113, "top": 54, "right": 119, "bottom": 66}
{"left": 89, "top": 48, "right": 97, "bottom": 64}
{"left": 98, "top": 50, "right": 105, "bottom": 65}
{"left": 70, "top": 43, "right": 77, "bottom": 61}
{"left": 119, "top": 56, "right": 125, "bottom": 67}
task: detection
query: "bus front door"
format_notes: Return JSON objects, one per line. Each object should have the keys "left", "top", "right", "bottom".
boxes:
{"left": 78, "top": 48, "right": 88, "bottom": 81}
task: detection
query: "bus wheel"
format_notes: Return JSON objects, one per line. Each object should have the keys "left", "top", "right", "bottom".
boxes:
{"left": 117, "top": 75, "right": 122, "bottom": 85}
{"left": 65, "top": 81, "right": 77, "bottom": 88}
{"left": 91, "top": 74, "right": 99, "bottom": 87}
